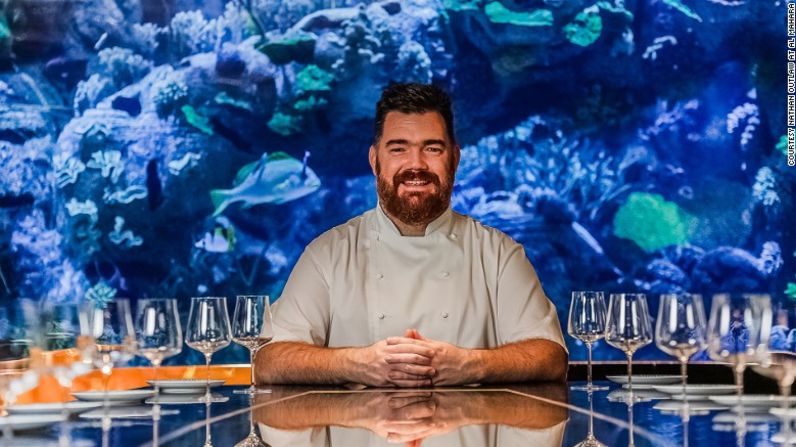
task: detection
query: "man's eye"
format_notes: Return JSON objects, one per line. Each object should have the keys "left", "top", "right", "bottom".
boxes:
{"left": 426, "top": 147, "right": 443, "bottom": 153}
{"left": 389, "top": 147, "right": 406, "bottom": 153}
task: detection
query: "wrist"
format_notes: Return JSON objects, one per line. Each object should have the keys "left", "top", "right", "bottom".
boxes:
{"left": 462, "top": 348, "right": 488, "bottom": 384}
{"left": 336, "top": 347, "right": 363, "bottom": 384}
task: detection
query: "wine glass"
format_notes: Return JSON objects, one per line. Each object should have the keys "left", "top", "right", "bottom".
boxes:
{"left": 751, "top": 305, "right": 795, "bottom": 443}
{"left": 232, "top": 295, "right": 273, "bottom": 395}
{"left": 568, "top": 291, "right": 608, "bottom": 392}
{"left": 235, "top": 394, "right": 267, "bottom": 446}
{"left": 0, "top": 298, "right": 42, "bottom": 422}
{"left": 81, "top": 297, "right": 136, "bottom": 419}
{"left": 574, "top": 390, "right": 606, "bottom": 447}
{"left": 706, "top": 293, "right": 772, "bottom": 397}
{"left": 655, "top": 293, "right": 707, "bottom": 390}
{"left": 135, "top": 298, "right": 183, "bottom": 386}
{"left": 186, "top": 297, "right": 231, "bottom": 386}
{"left": 81, "top": 298, "right": 136, "bottom": 383}
{"left": 605, "top": 293, "right": 653, "bottom": 392}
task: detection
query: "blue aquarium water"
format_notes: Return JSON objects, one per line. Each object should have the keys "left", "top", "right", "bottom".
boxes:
{"left": 0, "top": 0, "right": 790, "bottom": 364}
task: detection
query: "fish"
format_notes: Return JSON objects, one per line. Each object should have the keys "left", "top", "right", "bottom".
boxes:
{"left": 194, "top": 219, "right": 237, "bottom": 253}
{"left": 146, "top": 159, "right": 164, "bottom": 210}
{"left": 210, "top": 151, "right": 321, "bottom": 217}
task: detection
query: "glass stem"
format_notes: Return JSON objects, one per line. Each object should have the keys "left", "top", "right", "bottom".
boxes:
{"left": 249, "top": 348, "right": 256, "bottom": 391}
{"left": 152, "top": 359, "right": 161, "bottom": 404}
{"left": 680, "top": 358, "right": 687, "bottom": 386}
{"left": 205, "top": 353, "right": 212, "bottom": 384}
{"left": 626, "top": 351, "right": 633, "bottom": 391}
{"left": 586, "top": 342, "right": 593, "bottom": 388}
{"left": 734, "top": 364, "right": 744, "bottom": 398}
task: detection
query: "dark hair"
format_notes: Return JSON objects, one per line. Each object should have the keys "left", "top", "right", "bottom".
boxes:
{"left": 373, "top": 83, "right": 456, "bottom": 145}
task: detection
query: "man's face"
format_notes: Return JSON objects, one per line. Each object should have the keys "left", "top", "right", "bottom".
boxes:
{"left": 369, "top": 111, "right": 460, "bottom": 227}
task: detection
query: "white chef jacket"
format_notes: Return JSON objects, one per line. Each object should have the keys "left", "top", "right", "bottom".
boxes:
{"left": 271, "top": 205, "right": 565, "bottom": 350}
{"left": 258, "top": 421, "right": 568, "bottom": 447}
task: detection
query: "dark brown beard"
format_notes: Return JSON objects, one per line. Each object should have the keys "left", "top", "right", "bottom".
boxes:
{"left": 376, "top": 161, "right": 454, "bottom": 227}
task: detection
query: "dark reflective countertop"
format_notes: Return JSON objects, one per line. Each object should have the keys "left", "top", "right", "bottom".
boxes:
{"left": 3, "top": 380, "right": 793, "bottom": 446}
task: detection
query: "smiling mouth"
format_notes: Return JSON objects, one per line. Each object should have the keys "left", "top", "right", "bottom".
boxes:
{"left": 401, "top": 180, "right": 431, "bottom": 186}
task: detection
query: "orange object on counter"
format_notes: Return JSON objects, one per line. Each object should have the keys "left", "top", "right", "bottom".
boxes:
{"left": 14, "top": 364, "right": 252, "bottom": 404}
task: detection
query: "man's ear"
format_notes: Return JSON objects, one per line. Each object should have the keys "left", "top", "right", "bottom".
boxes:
{"left": 368, "top": 145, "right": 378, "bottom": 176}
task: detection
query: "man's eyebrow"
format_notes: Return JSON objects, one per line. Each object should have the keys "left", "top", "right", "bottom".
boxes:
{"left": 384, "top": 139, "right": 448, "bottom": 147}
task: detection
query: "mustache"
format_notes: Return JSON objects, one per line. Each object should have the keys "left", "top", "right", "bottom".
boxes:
{"left": 393, "top": 170, "right": 441, "bottom": 187}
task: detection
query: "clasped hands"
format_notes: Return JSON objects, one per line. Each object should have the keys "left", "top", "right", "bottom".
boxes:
{"left": 352, "top": 328, "right": 478, "bottom": 387}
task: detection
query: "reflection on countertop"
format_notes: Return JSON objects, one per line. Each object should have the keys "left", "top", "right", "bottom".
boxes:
{"left": 253, "top": 383, "right": 569, "bottom": 446}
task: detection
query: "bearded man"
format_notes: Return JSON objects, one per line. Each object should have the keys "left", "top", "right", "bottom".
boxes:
{"left": 255, "top": 84, "right": 567, "bottom": 387}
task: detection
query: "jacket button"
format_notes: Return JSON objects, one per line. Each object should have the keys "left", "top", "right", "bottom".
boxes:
{"left": 377, "top": 313, "right": 385, "bottom": 319}
{"left": 442, "top": 312, "right": 449, "bottom": 319}
{"left": 441, "top": 271, "right": 450, "bottom": 278}
{"left": 376, "top": 273, "right": 384, "bottom": 279}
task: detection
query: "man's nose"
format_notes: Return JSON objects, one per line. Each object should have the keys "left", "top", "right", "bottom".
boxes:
{"left": 406, "top": 149, "right": 429, "bottom": 170}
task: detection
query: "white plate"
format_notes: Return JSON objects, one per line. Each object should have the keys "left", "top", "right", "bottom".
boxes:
{"left": 606, "top": 375, "right": 682, "bottom": 385}
{"left": 79, "top": 405, "right": 178, "bottom": 419}
{"left": 654, "top": 400, "right": 726, "bottom": 412}
{"left": 0, "top": 414, "right": 67, "bottom": 431}
{"left": 161, "top": 387, "right": 223, "bottom": 395}
{"left": 6, "top": 401, "right": 102, "bottom": 415}
{"left": 71, "top": 389, "right": 156, "bottom": 402}
{"left": 146, "top": 393, "right": 229, "bottom": 405}
{"left": 709, "top": 394, "right": 796, "bottom": 407}
{"left": 148, "top": 379, "right": 225, "bottom": 389}
{"left": 653, "top": 384, "right": 737, "bottom": 395}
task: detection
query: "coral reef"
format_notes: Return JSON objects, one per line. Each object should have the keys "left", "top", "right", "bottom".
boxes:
{"left": 0, "top": 0, "right": 789, "bottom": 365}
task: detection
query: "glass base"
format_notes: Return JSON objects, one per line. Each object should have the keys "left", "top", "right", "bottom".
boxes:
{"left": 233, "top": 387, "right": 273, "bottom": 395}
{"left": 571, "top": 384, "right": 609, "bottom": 391}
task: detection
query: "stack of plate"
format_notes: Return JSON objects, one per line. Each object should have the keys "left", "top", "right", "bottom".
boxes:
{"left": 0, "top": 414, "right": 68, "bottom": 432}
{"left": 145, "top": 380, "right": 228, "bottom": 405}
{"left": 71, "top": 389, "right": 157, "bottom": 404}
{"left": 606, "top": 375, "right": 681, "bottom": 390}
{"left": 148, "top": 379, "right": 225, "bottom": 395}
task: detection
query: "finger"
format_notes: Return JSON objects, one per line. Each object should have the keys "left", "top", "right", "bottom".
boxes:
{"left": 404, "top": 328, "right": 415, "bottom": 338}
{"left": 384, "top": 353, "right": 433, "bottom": 365}
{"left": 388, "top": 394, "right": 434, "bottom": 409}
{"left": 387, "top": 336, "right": 428, "bottom": 346}
{"left": 389, "top": 371, "right": 432, "bottom": 381}
{"left": 391, "top": 400, "right": 436, "bottom": 420}
{"left": 390, "top": 363, "right": 436, "bottom": 377}
{"left": 386, "top": 424, "right": 439, "bottom": 443}
{"left": 384, "top": 343, "right": 435, "bottom": 357}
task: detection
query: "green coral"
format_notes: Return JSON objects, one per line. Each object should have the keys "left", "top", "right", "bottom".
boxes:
{"left": 563, "top": 5, "right": 603, "bottom": 47}
{"left": 181, "top": 105, "right": 214, "bottom": 135}
{"left": 484, "top": 2, "right": 553, "bottom": 27}
{"left": 85, "top": 282, "right": 117, "bottom": 308}
{"left": 443, "top": 0, "right": 480, "bottom": 12}
{"left": 662, "top": 0, "right": 702, "bottom": 22}
{"left": 0, "top": 13, "right": 10, "bottom": 41}
{"left": 257, "top": 32, "right": 316, "bottom": 65}
{"left": 776, "top": 134, "right": 788, "bottom": 156}
{"left": 292, "top": 64, "right": 335, "bottom": 112}
{"left": 267, "top": 111, "right": 303, "bottom": 136}
{"left": 788, "top": 251, "right": 796, "bottom": 302}
{"left": 613, "top": 192, "right": 694, "bottom": 253}
{"left": 296, "top": 65, "right": 334, "bottom": 96}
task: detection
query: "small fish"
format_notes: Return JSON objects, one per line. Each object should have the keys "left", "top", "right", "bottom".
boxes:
{"left": 210, "top": 151, "right": 321, "bottom": 217}
{"left": 194, "top": 220, "right": 236, "bottom": 253}
{"left": 146, "top": 159, "right": 164, "bottom": 210}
